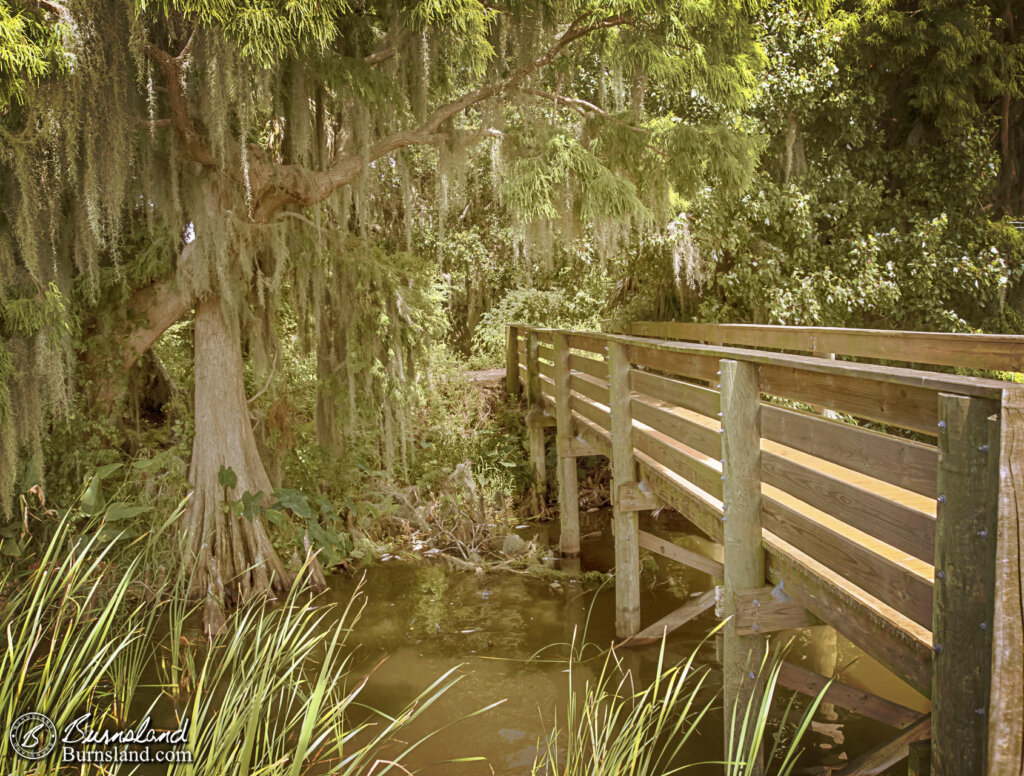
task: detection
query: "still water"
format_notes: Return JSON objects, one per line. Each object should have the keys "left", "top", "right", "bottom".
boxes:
{"left": 321, "top": 510, "right": 928, "bottom": 775}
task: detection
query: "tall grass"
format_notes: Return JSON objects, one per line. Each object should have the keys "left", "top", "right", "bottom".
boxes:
{"left": 529, "top": 626, "right": 829, "bottom": 775}
{"left": 0, "top": 509, "right": 474, "bottom": 775}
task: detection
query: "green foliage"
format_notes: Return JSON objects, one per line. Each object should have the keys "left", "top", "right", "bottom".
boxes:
{"left": 473, "top": 270, "right": 612, "bottom": 364}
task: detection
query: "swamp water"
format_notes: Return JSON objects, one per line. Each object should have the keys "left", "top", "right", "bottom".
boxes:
{"left": 314, "top": 510, "right": 929, "bottom": 775}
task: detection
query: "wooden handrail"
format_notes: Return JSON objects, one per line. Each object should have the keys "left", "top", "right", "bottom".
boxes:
{"left": 516, "top": 324, "right": 1008, "bottom": 400}
{"left": 618, "top": 321, "right": 1024, "bottom": 373}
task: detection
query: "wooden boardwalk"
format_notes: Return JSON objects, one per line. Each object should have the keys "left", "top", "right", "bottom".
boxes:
{"left": 507, "top": 322, "right": 1024, "bottom": 776}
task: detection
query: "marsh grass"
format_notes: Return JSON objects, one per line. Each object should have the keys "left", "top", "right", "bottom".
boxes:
{"left": 0, "top": 509, "right": 488, "bottom": 775}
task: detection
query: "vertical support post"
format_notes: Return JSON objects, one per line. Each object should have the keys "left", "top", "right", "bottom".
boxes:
{"left": 526, "top": 330, "right": 547, "bottom": 512}
{"left": 608, "top": 339, "right": 640, "bottom": 638}
{"left": 553, "top": 332, "right": 580, "bottom": 558}
{"left": 909, "top": 740, "right": 932, "bottom": 776}
{"left": 933, "top": 393, "right": 1000, "bottom": 776}
{"left": 720, "top": 358, "right": 766, "bottom": 775}
{"left": 506, "top": 325, "right": 521, "bottom": 399}
{"left": 988, "top": 386, "right": 1024, "bottom": 776}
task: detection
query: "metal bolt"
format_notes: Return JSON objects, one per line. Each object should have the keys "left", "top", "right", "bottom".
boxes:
{"left": 748, "top": 671, "right": 756, "bottom": 680}
{"left": 717, "top": 412, "right": 723, "bottom": 418}
{"left": 721, "top": 475, "right": 726, "bottom": 481}
{"left": 937, "top": 494, "right": 947, "bottom": 504}
{"left": 720, "top": 458, "right": 726, "bottom": 465}
{"left": 937, "top": 569, "right": 946, "bottom": 580}
{"left": 975, "top": 707, "right": 986, "bottom": 716}
{"left": 980, "top": 622, "right": 987, "bottom": 630}
{"left": 933, "top": 644, "right": 943, "bottom": 654}
{"left": 752, "top": 623, "right": 760, "bottom": 631}
{"left": 979, "top": 444, "right": 989, "bottom": 453}
{"left": 716, "top": 371, "right": 721, "bottom": 376}
{"left": 978, "top": 529, "right": 988, "bottom": 538}
{"left": 753, "top": 599, "right": 760, "bottom": 606}
{"left": 938, "top": 420, "right": 947, "bottom": 430}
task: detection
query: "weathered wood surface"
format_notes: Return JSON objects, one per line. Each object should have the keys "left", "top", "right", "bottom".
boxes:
{"left": 760, "top": 450, "right": 936, "bottom": 563}
{"left": 622, "top": 321, "right": 1024, "bottom": 372}
{"left": 908, "top": 740, "right": 932, "bottom": 776}
{"left": 631, "top": 396, "right": 722, "bottom": 458}
{"left": 761, "top": 404, "right": 938, "bottom": 498}
{"left": 506, "top": 326, "right": 520, "bottom": 397}
{"left": 988, "top": 386, "right": 1024, "bottom": 776}
{"left": 839, "top": 714, "right": 932, "bottom": 775}
{"left": 734, "top": 585, "right": 811, "bottom": 634}
{"left": 629, "top": 368, "right": 721, "bottom": 418}
{"left": 609, "top": 340, "right": 641, "bottom": 638}
{"left": 720, "top": 359, "right": 766, "bottom": 775}
{"left": 569, "top": 372, "right": 610, "bottom": 405}
{"left": 762, "top": 496, "right": 934, "bottom": 629}
{"left": 622, "top": 589, "right": 717, "bottom": 646}
{"left": 638, "top": 529, "right": 724, "bottom": 576}
{"left": 775, "top": 661, "right": 922, "bottom": 729}
{"left": 617, "top": 481, "right": 661, "bottom": 512}
{"left": 553, "top": 332, "right": 580, "bottom": 558}
{"left": 932, "top": 394, "right": 1000, "bottom": 776}
{"left": 568, "top": 352, "right": 608, "bottom": 380}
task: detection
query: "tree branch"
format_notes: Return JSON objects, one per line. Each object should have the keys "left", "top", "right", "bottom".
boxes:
{"left": 517, "top": 87, "right": 650, "bottom": 134}
{"left": 250, "top": 12, "right": 634, "bottom": 218}
{"left": 143, "top": 41, "right": 219, "bottom": 168}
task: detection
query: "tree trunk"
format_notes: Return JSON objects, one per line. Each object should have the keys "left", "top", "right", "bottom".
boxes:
{"left": 184, "top": 295, "right": 294, "bottom": 634}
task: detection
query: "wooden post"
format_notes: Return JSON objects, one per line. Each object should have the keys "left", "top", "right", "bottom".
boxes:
{"left": 720, "top": 358, "right": 766, "bottom": 775}
{"left": 609, "top": 339, "right": 641, "bottom": 638}
{"left": 987, "top": 386, "right": 1023, "bottom": 776}
{"left": 506, "top": 325, "right": 521, "bottom": 399}
{"left": 553, "top": 332, "right": 580, "bottom": 557}
{"left": 933, "top": 393, "right": 1000, "bottom": 776}
{"left": 525, "top": 330, "right": 547, "bottom": 512}
{"left": 909, "top": 740, "right": 932, "bottom": 776}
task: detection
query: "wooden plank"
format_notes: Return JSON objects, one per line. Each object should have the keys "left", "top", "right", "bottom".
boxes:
{"left": 631, "top": 397, "right": 721, "bottom": 459}
{"left": 566, "top": 331, "right": 607, "bottom": 355}
{"left": 776, "top": 661, "right": 922, "bottom": 729}
{"left": 622, "top": 589, "right": 717, "bottom": 646}
{"left": 625, "top": 342, "right": 720, "bottom": 383}
{"left": 554, "top": 332, "right": 580, "bottom": 558}
{"left": 537, "top": 343, "right": 555, "bottom": 363}
{"left": 762, "top": 496, "right": 933, "bottom": 630}
{"left": 636, "top": 455, "right": 724, "bottom": 543}
{"left": 629, "top": 368, "right": 721, "bottom": 418}
{"left": 569, "top": 373, "right": 610, "bottom": 405}
{"left": 537, "top": 358, "right": 554, "bottom": 380}
{"left": 617, "top": 482, "right": 661, "bottom": 512}
{"left": 760, "top": 451, "right": 936, "bottom": 564}
{"left": 760, "top": 363, "right": 939, "bottom": 434}
{"left": 632, "top": 425, "right": 723, "bottom": 500}
{"left": 988, "top": 386, "right": 1024, "bottom": 776}
{"left": 570, "top": 393, "right": 610, "bottom": 431}
{"left": 506, "top": 326, "right": 521, "bottom": 398}
{"left": 526, "top": 331, "right": 546, "bottom": 512}
{"left": 839, "top": 714, "right": 932, "bottom": 775}
{"left": 609, "top": 340, "right": 641, "bottom": 638}
{"left": 933, "top": 393, "right": 1001, "bottom": 776}
{"left": 624, "top": 321, "right": 1024, "bottom": 373}
{"left": 569, "top": 352, "right": 608, "bottom": 380}
{"left": 735, "top": 586, "right": 811, "bottom": 634}
{"left": 638, "top": 529, "right": 724, "bottom": 577}
{"left": 721, "top": 358, "right": 766, "bottom": 775}
{"left": 605, "top": 334, "right": 1005, "bottom": 401}
{"left": 764, "top": 536, "right": 933, "bottom": 697}
{"left": 762, "top": 404, "right": 938, "bottom": 498}
{"left": 533, "top": 329, "right": 554, "bottom": 344}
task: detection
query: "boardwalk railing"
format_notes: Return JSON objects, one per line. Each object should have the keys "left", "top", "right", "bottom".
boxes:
{"left": 507, "top": 322, "right": 1024, "bottom": 776}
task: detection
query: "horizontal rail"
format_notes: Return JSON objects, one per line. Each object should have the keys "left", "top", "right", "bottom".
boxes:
{"left": 621, "top": 321, "right": 1024, "bottom": 373}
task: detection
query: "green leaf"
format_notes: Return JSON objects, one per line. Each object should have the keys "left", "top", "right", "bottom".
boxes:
{"left": 94, "top": 462, "right": 123, "bottom": 480}
{"left": 104, "top": 502, "right": 151, "bottom": 522}
{"left": 273, "top": 488, "right": 311, "bottom": 518}
{"left": 1, "top": 539, "right": 22, "bottom": 557}
{"left": 218, "top": 465, "right": 238, "bottom": 490}
{"left": 81, "top": 475, "right": 105, "bottom": 516}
